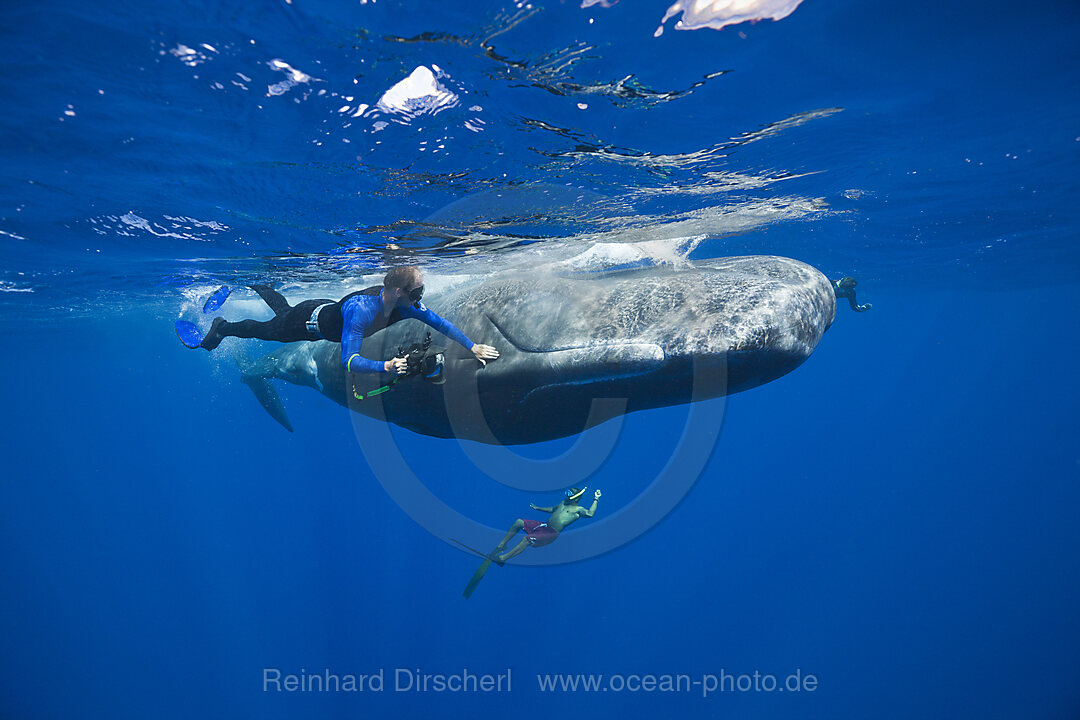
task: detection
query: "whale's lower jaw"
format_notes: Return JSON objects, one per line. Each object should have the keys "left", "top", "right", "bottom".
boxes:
{"left": 359, "top": 348, "right": 810, "bottom": 445}
{"left": 486, "top": 349, "right": 809, "bottom": 444}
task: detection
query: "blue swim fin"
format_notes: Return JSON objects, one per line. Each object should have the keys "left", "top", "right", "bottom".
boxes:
{"left": 203, "top": 285, "right": 231, "bottom": 314}
{"left": 174, "top": 320, "right": 204, "bottom": 349}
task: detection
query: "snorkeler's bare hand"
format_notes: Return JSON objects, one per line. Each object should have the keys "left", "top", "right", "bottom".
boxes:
{"left": 471, "top": 343, "right": 499, "bottom": 366}
{"left": 384, "top": 356, "right": 409, "bottom": 375}
{"left": 594, "top": 489, "right": 602, "bottom": 499}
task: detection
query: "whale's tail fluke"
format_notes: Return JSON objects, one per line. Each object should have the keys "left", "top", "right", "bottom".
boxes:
{"left": 235, "top": 350, "right": 293, "bottom": 432}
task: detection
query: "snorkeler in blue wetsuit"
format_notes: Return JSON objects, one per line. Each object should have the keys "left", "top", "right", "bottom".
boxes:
{"left": 184, "top": 266, "right": 499, "bottom": 373}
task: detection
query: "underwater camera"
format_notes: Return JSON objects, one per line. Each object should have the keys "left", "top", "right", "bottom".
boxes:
{"left": 399, "top": 332, "right": 446, "bottom": 385}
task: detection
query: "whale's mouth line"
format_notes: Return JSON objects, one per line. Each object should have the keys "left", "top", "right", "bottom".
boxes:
{"left": 520, "top": 369, "right": 660, "bottom": 404}
{"left": 485, "top": 313, "right": 665, "bottom": 356}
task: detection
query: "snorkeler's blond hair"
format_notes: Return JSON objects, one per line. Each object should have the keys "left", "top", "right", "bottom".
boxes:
{"left": 383, "top": 265, "right": 422, "bottom": 290}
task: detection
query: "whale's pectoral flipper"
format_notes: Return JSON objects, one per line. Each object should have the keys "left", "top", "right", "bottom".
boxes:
{"left": 235, "top": 350, "right": 293, "bottom": 432}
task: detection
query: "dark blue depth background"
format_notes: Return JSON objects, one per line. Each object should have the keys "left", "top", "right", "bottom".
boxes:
{"left": 1, "top": 285, "right": 1077, "bottom": 719}
{"left": 1, "top": 0, "right": 1079, "bottom": 717}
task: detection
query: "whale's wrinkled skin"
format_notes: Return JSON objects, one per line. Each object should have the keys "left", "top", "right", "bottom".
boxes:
{"left": 241, "top": 255, "right": 836, "bottom": 444}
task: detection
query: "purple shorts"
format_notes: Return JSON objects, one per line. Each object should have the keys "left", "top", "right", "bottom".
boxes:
{"left": 522, "top": 519, "right": 559, "bottom": 547}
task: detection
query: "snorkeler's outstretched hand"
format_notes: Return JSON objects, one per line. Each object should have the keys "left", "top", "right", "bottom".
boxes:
{"left": 594, "top": 489, "right": 602, "bottom": 499}
{"left": 471, "top": 343, "right": 500, "bottom": 366}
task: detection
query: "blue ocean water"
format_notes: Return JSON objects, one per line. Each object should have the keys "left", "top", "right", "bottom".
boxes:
{"left": 1, "top": 1, "right": 1079, "bottom": 718}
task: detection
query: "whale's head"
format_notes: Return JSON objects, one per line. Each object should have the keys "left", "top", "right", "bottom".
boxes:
{"left": 439, "top": 255, "right": 836, "bottom": 443}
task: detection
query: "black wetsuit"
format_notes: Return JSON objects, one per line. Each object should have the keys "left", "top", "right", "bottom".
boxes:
{"left": 202, "top": 285, "right": 373, "bottom": 347}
